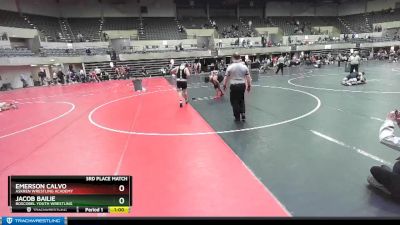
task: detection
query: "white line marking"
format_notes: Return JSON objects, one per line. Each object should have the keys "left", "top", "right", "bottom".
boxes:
{"left": 288, "top": 75, "right": 400, "bottom": 94}
{"left": 88, "top": 85, "right": 321, "bottom": 136}
{"left": 81, "top": 93, "right": 94, "bottom": 97}
{"left": 310, "top": 130, "right": 392, "bottom": 165}
{"left": 392, "top": 68, "right": 400, "bottom": 72}
{"left": 0, "top": 101, "right": 75, "bottom": 139}
{"left": 370, "top": 117, "right": 385, "bottom": 122}
{"left": 224, "top": 141, "right": 292, "bottom": 216}
{"left": 328, "top": 106, "right": 385, "bottom": 122}
{"left": 114, "top": 94, "right": 144, "bottom": 176}
{"left": 6, "top": 83, "right": 123, "bottom": 102}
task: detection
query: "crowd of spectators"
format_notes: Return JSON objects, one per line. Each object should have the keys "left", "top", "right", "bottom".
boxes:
{"left": 220, "top": 24, "right": 253, "bottom": 38}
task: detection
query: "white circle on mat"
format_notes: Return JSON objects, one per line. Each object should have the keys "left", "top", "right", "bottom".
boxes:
{"left": 88, "top": 86, "right": 321, "bottom": 136}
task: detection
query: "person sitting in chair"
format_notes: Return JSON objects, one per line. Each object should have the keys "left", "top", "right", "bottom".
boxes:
{"left": 313, "top": 57, "right": 322, "bottom": 68}
{"left": 140, "top": 66, "right": 149, "bottom": 77}
{"left": 368, "top": 110, "right": 400, "bottom": 198}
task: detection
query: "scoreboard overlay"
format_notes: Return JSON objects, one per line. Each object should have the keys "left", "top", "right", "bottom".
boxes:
{"left": 8, "top": 176, "right": 132, "bottom": 213}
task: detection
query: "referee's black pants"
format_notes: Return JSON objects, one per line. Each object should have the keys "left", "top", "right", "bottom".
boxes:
{"left": 230, "top": 83, "right": 246, "bottom": 120}
{"left": 370, "top": 160, "right": 400, "bottom": 197}
{"left": 276, "top": 63, "right": 284, "bottom": 75}
{"left": 350, "top": 64, "right": 359, "bottom": 73}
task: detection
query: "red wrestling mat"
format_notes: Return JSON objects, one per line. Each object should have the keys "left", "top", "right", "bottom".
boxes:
{"left": 0, "top": 78, "right": 290, "bottom": 217}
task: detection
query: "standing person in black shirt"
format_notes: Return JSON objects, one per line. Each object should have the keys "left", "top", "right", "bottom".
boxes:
{"left": 172, "top": 63, "right": 191, "bottom": 108}
{"left": 38, "top": 69, "right": 46, "bottom": 86}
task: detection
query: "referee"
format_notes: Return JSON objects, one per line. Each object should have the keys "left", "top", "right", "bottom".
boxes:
{"left": 275, "top": 54, "right": 285, "bottom": 75}
{"left": 349, "top": 51, "right": 361, "bottom": 73}
{"left": 223, "top": 53, "right": 252, "bottom": 122}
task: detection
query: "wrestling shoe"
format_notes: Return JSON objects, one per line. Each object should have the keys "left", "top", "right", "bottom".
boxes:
{"left": 381, "top": 165, "right": 392, "bottom": 172}
{"left": 241, "top": 113, "right": 246, "bottom": 121}
{"left": 367, "top": 175, "right": 391, "bottom": 195}
{"left": 179, "top": 100, "right": 183, "bottom": 108}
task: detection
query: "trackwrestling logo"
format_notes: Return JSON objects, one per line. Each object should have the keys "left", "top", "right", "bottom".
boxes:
{"left": 2, "top": 217, "right": 65, "bottom": 225}
{"left": 6, "top": 217, "right": 13, "bottom": 224}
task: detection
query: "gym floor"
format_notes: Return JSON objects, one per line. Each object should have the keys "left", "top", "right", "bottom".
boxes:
{"left": 1, "top": 60, "right": 400, "bottom": 217}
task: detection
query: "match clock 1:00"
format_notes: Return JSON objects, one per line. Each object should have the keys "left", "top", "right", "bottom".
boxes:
{"left": 109, "top": 206, "right": 130, "bottom": 214}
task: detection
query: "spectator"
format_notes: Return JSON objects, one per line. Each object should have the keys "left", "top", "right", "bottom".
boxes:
{"left": 94, "top": 67, "right": 101, "bottom": 80}
{"left": 1, "top": 32, "right": 7, "bottom": 41}
{"left": 102, "top": 32, "right": 109, "bottom": 41}
{"left": 77, "top": 32, "right": 83, "bottom": 42}
{"left": 56, "top": 33, "right": 60, "bottom": 41}
{"left": 79, "top": 69, "right": 86, "bottom": 83}
{"left": 57, "top": 69, "right": 65, "bottom": 85}
{"left": 368, "top": 110, "right": 400, "bottom": 197}
{"left": 38, "top": 69, "right": 46, "bottom": 86}
{"left": 52, "top": 71, "right": 58, "bottom": 85}
{"left": 261, "top": 35, "right": 266, "bottom": 47}
{"left": 140, "top": 66, "right": 148, "bottom": 77}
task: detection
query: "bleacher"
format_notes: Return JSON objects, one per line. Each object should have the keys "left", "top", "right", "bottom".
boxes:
{"left": 240, "top": 17, "right": 275, "bottom": 28}
{"left": 84, "top": 57, "right": 197, "bottom": 77}
{"left": 0, "top": 10, "right": 31, "bottom": 29}
{"left": 40, "top": 48, "right": 109, "bottom": 57}
{"left": 68, "top": 18, "right": 102, "bottom": 42}
{"left": 213, "top": 17, "right": 254, "bottom": 38}
{"left": 339, "top": 14, "right": 372, "bottom": 34}
{"left": 179, "top": 17, "right": 211, "bottom": 29}
{"left": 0, "top": 48, "right": 35, "bottom": 57}
{"left": 23, "top": 14, "right": 66, "bottom": 42}
{"left": 267, "top": 16, "right": 339, "bottom": 35}
{"left": 1, "top": 8, "right": 400, "bottom": 46}
{"left": 141, "top": 17, "right": 187, "bottom": 40}
{"left": 102, "top": 17, "right": 140, "bottom": 30}
{"left": 368, "top": 8, "right": 400, "bottom": 25}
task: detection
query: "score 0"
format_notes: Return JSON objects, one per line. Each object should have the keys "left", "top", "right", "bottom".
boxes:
{"left": 118, "top": 184, "right": 125, "bottom": 205}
